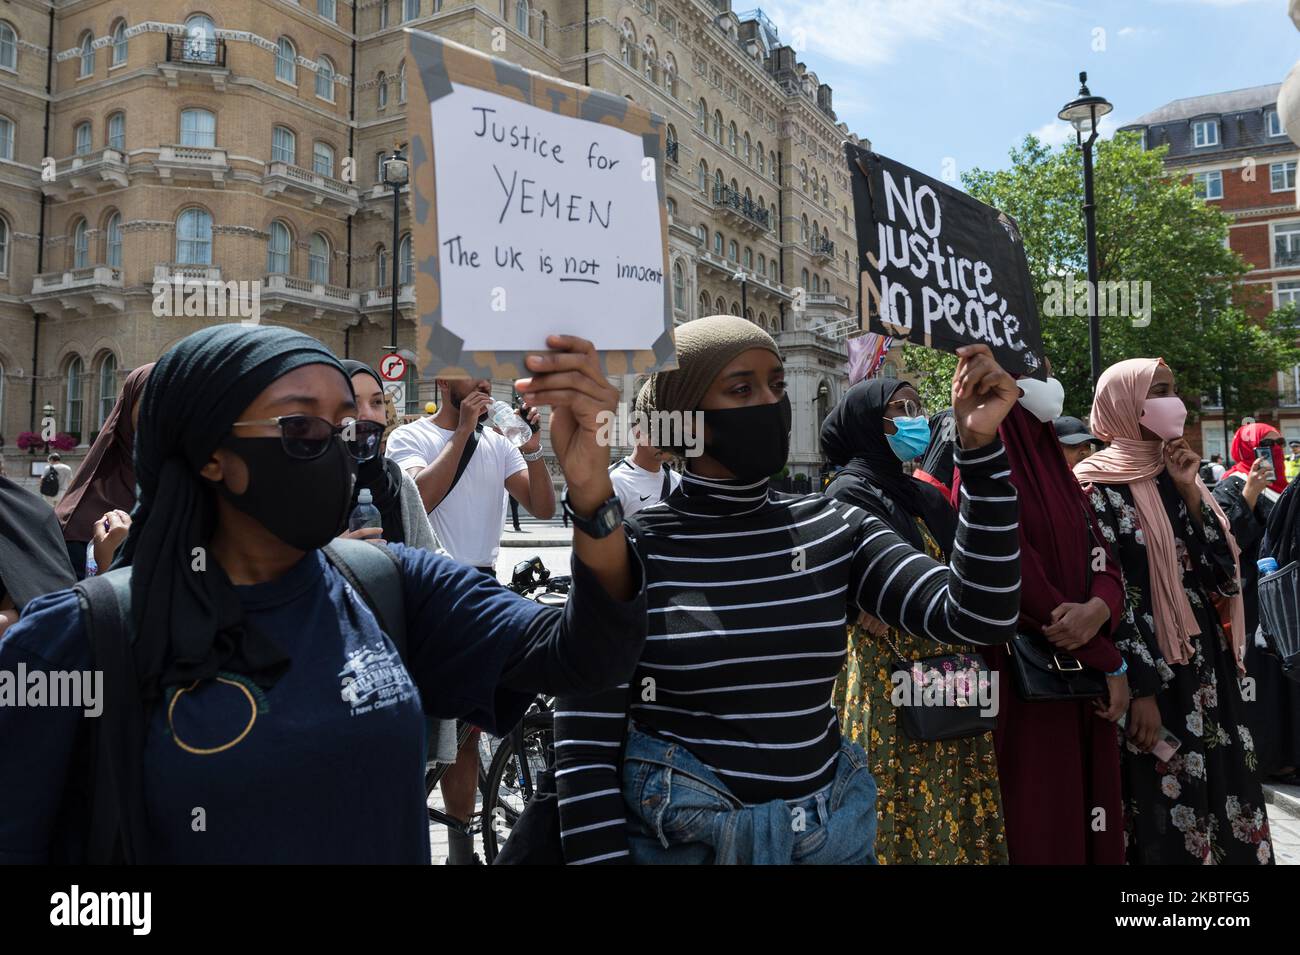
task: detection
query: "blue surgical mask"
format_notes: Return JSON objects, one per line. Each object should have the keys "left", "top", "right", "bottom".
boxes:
{"left": 886, "top": 415, "right": 931, "bottom": 462}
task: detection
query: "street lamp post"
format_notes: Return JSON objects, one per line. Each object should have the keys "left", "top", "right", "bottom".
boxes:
{"left": 381, "top": 146, "right": 410, "bottom": 353}
{"left": 1059, "top": 71, "right": 1113, "bottom": 387}
{"left": 733, "top": 270, "right": 748, "bottom": 319}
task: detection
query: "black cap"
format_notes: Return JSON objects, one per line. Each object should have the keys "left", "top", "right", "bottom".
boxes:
{"left": 1053, "top": 416, "right": 1098, "bottom": 446}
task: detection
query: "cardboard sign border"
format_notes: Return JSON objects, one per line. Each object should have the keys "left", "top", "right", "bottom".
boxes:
{"left": 846, "top": 142, "right": 1046, "bottom": 380}
{"left": 405, "top": 28, "right": 677, "bottom": 382}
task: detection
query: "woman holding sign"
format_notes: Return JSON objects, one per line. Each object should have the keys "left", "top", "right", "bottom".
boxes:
{"left": 821, "top": 379, "right": 1007, "bottom": 865}
{"left": 548, "top": 315, "right": 1022, "bottom": 865}
{"left": 1075, "top": 358, "right": 1273, "bottom": 865}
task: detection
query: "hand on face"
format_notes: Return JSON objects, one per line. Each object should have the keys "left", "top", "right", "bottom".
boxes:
{"left": 1163, "top": 438, "right": 1201, "bottom": 490}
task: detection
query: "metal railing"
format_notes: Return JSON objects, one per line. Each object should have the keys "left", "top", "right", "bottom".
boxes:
{"left": 713, "top": 184, "right": 770, "bottom": 230}
{"left": 166, "top": 35, "right": 227, "bottom": 67}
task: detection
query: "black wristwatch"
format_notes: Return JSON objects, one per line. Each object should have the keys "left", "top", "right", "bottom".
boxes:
{"left": 562, "top": 491, "right": 624, "bottom": 539}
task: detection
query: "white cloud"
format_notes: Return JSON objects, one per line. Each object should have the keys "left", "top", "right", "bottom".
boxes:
{"left": 761, "top": 0, "right": 1051, "bottom": 69}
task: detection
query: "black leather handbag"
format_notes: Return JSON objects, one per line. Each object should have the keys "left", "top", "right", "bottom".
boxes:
{"left": 885, "top": 632, "right": 996, "bottom": 741}
{"left": 1006, "top": 630, "right": 1106, "bottom": 701}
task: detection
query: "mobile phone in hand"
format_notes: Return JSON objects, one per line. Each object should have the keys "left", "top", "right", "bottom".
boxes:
{"left": 1152, "top": 726, "right": 1182, "bottom": 762}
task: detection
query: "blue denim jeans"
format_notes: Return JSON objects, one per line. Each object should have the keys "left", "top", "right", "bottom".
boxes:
{"left": 621, "top": 723, "right": 877, "bottom": 865}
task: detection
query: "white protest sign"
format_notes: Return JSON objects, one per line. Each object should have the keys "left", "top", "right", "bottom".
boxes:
{"left": 431, "top": 83, "right": 665, "bottom": 351}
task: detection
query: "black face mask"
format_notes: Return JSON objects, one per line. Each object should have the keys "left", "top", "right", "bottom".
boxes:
{"left": 215, "top": 435, "right": 357, "bottom": 551}
{"left": 701, "top": 393, "right": 792, "bottom": 481}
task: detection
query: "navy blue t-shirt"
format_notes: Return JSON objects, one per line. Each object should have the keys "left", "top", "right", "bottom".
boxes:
{"left": 0, "top": 543, "right": 644, "bottom": 863}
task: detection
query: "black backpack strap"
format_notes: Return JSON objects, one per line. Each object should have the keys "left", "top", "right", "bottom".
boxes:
{"left": 660, "top": 465, "right": 672, "bottom": 502}
{"left": 322, "top": 538, "right": 407, "bottom": 661}
{"left": 432, "top": 425, "right": 480, "bottom": 510}
{"left": 75, "top": 567, "right": 148, "bottom": 864}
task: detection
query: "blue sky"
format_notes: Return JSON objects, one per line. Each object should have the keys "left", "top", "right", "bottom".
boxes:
{"left": 754, "top": 0, "right": 1298, "bottom": 177}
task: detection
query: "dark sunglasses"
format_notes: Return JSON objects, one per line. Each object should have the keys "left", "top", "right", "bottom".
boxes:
{"left": 231, "top": 415, "right": 384, "bottom": 461}
{"left": 1258, "top": 439, "right": 1283, "bottom": 449}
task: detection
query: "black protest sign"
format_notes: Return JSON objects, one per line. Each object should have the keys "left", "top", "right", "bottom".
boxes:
{"left": 847, "top": 143, "right": 1045, "bottom": 378}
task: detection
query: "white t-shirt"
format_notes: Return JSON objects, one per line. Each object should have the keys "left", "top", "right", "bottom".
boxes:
{"left": 386, "top": 418, "right": 526, "bottom": 567}
{"left": 609, "top": 457, "right": 681, "bottom": 518}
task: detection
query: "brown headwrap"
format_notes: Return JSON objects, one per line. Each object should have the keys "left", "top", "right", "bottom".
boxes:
{"left": 637, "top": 315, "right": 780, "bottom": 418}
{"left": 55, "top": 362, "right": 153, "bottom": 542}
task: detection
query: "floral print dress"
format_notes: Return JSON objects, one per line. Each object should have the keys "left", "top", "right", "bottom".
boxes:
{"left": 834, "top": 518, "right": 1007, "bottom": 864}
{"left": 1085, "top": 474, "right": 1272, "bottom": 865}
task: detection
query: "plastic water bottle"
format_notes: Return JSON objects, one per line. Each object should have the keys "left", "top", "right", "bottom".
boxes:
{"left": 349, "top": 488, "right": 382, "bottom": 532}
{"left": 1258, "top": 556, "right": 1279, "bottom": 577}
{"left": 488, "top": 400, "right": 532, "bottom": 447}
{"left": 85, "top": 540, "right": 98, "bottom": 578}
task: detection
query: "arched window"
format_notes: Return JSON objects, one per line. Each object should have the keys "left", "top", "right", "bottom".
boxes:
{"left": 822, "top": 175, "right": 829, "bottom": 199}
{"left": 0, "top": 116, "right": 13, "bottom": 161}
{"left": 184, "top": 15, "right": 216, "bottom": 64}
{"left": 812, "top": 274, "right": 820, "bottom": 293}
{"left": 316, "top": 56, "right": 336, "bottom": 102}
{"left": 74, "top": 121, "right": 92, "bottom": 156}
{"left": 743, "top": 132, "right": 751, "bottom": 163}
{"left": 404, "top": 0, "right": 421, "bottom": 21}
{"left": 730, "top": 177, "right": 738, "bottom": 194}
{"left": 728, "top": 122, "right": 737, "bottom": 155}
{"left": 744, "top": 187, "right": 752, "bottom": 203}
{"left": 516, "top": 0, "right": 530, "bottom": 36}
{"left": 727, "top": 239, "right": 737, "bottom": 262}
{"left": 398, "top": 62, "right": 406, "bottom": 103}
{"left": 620, "top": 21, "right": 635, "bottom": 67}
{"left": 715, "top": 295, "right": 726, "bottom": 314}
{"left": 0, "top": 216, "right": 8, "bottom": 275}
{"left": 712, "top": 110, "right": 722, "bottom": 143}
{"left": 714, "top": 167, "right": 724, "bottom": 196}
{"left": 697, "top": 98, "right": 707, "bottom": 132}
{"left": 663, "top": 53, "right": 676, "bottom": 96}
{"left": 743, "top": 246, "right": 753, "bottom": 269}
{"left": 769, "top": 258, "right": 777, "bottom": 282}
{"left": 801, "top": 214, "right": 809, "bottom": 241}
{"left": 800, "top": 160, "right": 808, "bottom": 191}
{"left": 313, "top": 141, "right": 335, "bottom": 177}
{"left": 272, "top": 125, "right": 295, "bottom": 164}
{"left": 801, "top": 267, "right": 809, "bottom": 290}
{"left": 698, "top": 291, "right": 710, "bottom": 317}
{"left": 105, "top": 212, "right": 122, "bottom": 268}
{"left": 309, "top": 233, "right": 330, "bottom": 283}
{"left": 399, "top": 233, "right": 413, "bottom": 284}
{"left": 812, "top": 219, "right": 820, "bottom": 249}
{"left": 757, "top": 141, "right": 765, "bottom": 174}
{"left": 758, "top": 253, "right": 766, "bottom": 275}
{"left": 66, "top": 357, "right": 84, "bottom": 438}
{"left": 79, "top": 32, "right": 95, "bottom": 78}
{"left": 318, "top": 0, "right": 337, "bottom": 23}
{"left": 812, "top": 173, "right": 820, "bottom": 203}
{"left": 276, "top": 37, "right": 297, "bottom": 84}
{"left": 375, "top": 245, "right": 388, "bottom": 285}
{"left": 180, "top": 108, "right": 215, "bottom": 148}
{"left": 97, "top": 353, "right": 117, "bottom": 429}
{"left": 730, "top": 300, "right": 740, "bottom": 316}
{"left": 643, "top": 37, "right": 657, "bottom": 83}
{"left": 666, "top": 196, "right": 676, "bottom": 217}
{"left": 697, "top": 159, "right": 707, "bottom": 193}
{"left": 111, "top": 21, "right": 129, "bottom": 67}
{"left": 267, "top": 220, "right": 291, "bottom": 273}
{"left": 72, "top": 219, "right": 89, "bottom": 268}
{"left": 770, "top": 151, "right": 777, "bottom": 181}
{"left": 377, "top": 72, "right": 388, "bottom": 108}
{"left": 107, "top": 112, "right": 125, "bottom": 152}
{"left": 672, "top": 261, "right": 684, "bottom": 311}
{"left": 0, "top": 21, "right": 16, "bottom": 71}
{"left": 541, "top": 11, "right": 549, "bottom": 46}
{"left": 176, "top": 208, "right": 213, "bottom": 265}
{"left": 380, "top": 0, "right": 390, "bottom": 29}
{"left": 713, "top": 231, "right": 722, "bottom": 255}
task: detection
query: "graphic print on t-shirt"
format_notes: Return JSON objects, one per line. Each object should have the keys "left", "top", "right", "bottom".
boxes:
{"left": 338, "top": 643, "right": 417, "bottom": 716}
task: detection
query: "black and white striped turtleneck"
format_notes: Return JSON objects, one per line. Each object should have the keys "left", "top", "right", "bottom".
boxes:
{"left": 554, "top": 439, "right": 1020, "bottom": 865}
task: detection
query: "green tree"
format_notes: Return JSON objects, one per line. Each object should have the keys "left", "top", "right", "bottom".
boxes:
{"left": 953, "top": 132, "right": 1298, "bottom": 422}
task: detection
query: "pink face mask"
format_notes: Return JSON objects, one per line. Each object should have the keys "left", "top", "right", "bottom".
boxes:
{"left": 1140, "top": 396, "right": 1187, "bottom": 440}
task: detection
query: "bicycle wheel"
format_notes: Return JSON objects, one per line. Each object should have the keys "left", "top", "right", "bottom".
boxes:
{"left": 481, "top": 713, "right": 553, "bottom": 863}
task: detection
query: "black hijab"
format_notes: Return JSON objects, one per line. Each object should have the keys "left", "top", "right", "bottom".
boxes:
{"left": 0, "top": 476, "right": 76, "bottom": 611}
{"left": 1266, "top": 470, "right": 1300, "bottom": 565}
{"left": 819, "top": 378, "right": 957, "bottom": 554}
{"left": 116, "top": 324, "right": 348, "bottom": 701}
{"left": 340, "top": 359, "right": 405, "bottom": 543}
